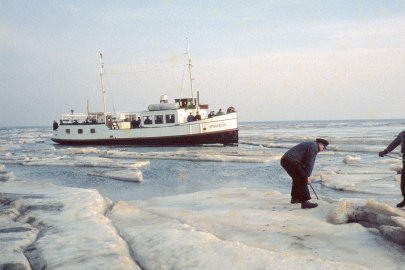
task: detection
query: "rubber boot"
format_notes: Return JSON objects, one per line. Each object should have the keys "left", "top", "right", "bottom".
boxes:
{"left": 396, "top": 199, "right": 405, "bottom": 208}
{"left": 301, "top": 201, "right": 318, "bottom": 209}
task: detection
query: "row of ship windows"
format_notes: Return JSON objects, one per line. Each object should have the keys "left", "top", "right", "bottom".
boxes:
{"left": 64, "top": 113, "right": 178, "bottom": 134}
{"left": 143, "top": 114, "right": 175, "bottom": 125}
{"left": 65, "top": 129, "right": 95, "bottom": 134}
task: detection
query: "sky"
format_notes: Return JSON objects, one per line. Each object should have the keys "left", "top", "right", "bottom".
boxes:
{"left": 1, "top": 1, "right": 404, "bottom": 127}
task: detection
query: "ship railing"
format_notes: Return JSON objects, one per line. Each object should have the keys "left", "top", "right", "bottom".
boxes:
{"left": 60, "top": 113, "right": 103, "bottom": 125}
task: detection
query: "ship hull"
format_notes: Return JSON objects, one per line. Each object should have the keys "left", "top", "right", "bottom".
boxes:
{"left": 51, "top": 113, "right": 238, "bottom": 146}
{"left": 51, "top": 129, "right": 238, "bottom": 146}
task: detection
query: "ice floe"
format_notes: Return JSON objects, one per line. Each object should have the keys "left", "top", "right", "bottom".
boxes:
{"left": 19, "top": 156, "right": 149, "bottom": 169}
{"left": 1, "top": 180, "right": 140, "bottom": 270}
{"left": 89, "top": 169, "right": 144, "bottom": 183}
{"left": 321, "top": 173, "right": 399, "bottom": 195}
{"left": 58, "top": 147, "right": 103, "bottom": 155}
{"left": 0, "top": 164, "right": 15, "bottom": 182}
{"left": 101, "top": 149, "right": 280, "bottom": 163}
{"left": 1, "top": 168, "right": 405, "bottom": 269}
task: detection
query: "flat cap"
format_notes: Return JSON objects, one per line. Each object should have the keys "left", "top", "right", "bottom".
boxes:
{"left": 316, "top": 138, "right": 329, "bottom": 148}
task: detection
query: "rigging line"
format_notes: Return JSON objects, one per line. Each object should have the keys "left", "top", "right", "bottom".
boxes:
{"left": 385, "top": 154, "right": 405, "bottom": 162}
{"left": 105, "top": 53, "right": 185, "bottom": 66}
{"left": 105, "top": 64, "right": 184, "bottom": 75}
{"left": 103, "top": 73, "right": 116, "bottom": 114}
{"left": 106, "top": 62, "right": 183, "bottom": 69}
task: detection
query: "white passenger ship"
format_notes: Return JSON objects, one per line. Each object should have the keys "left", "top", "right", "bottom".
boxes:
{"left": 51, "top": 50, "right": 238, "bottom": 146}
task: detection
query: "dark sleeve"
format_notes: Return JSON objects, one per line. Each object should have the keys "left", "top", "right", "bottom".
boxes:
{"left": 384, "top": 133, "right": 402, "bottom": 154}
{"left": 303, "top": 144, "right": 318, "bottom": 176}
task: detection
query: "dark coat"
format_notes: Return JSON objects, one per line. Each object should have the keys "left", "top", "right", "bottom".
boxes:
{"left": 281, "top": 141, "right": 319, "bottom": 177}
{"left": 383, "top": 130, "right": 405, "bottom": 156}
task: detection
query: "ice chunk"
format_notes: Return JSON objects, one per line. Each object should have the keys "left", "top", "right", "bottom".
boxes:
{"left": 328, "top": 199, "right": 405, "bottom": 246}
{"left": 60, "top": 147, "right": 103, "bottom": 155}
{"left": 366, "top": 199, "right": 405, "bottom": 219}
{"left": 392, "top": 216, "right": 405, "bottom": 230}
{"left": 0, "top": 215, "right": 38, "bottom": 269}
{"left": 21, "top": 155, "right": 148, "bottom": 169}
{"left": 0, "top": 164, "right": 16, "bottom": 182}
{"left": 343, "top": 155, "right": 361, "bottom": 164}
{"left": 0, "top": 171, "right": 15, "bottom": 182}
{"left": 328, "top": 200, "right": 350, "bottom": 224}
{"left": 89, "top": 169, "right": 144, "bottom": 182}
{"left": 380, "top": 225, "right": 405, "bottom": 245}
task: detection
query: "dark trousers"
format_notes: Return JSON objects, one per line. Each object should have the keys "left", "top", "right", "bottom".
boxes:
{"left": 401, "top": 161, "right": 405, "bottom": 198}
{"left": 280, "top": 158, "right": 311, "bottom": 202}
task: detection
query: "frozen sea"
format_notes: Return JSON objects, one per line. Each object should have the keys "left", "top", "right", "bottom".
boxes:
{"left": 1, "top": 119, "right": 405, "bottom": 269}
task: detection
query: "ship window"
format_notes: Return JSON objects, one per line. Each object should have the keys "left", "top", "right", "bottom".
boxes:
{"left": 155, "top": 115, "right": 163, "bottom": 124}
{"left": 90, "top": 129, "right": 96, "bottom": 133}
{"left": 166, "top": 114, "right": 175, "bottom": 123}
{"left": 66, "top": 129, "right": 70, "bottom": 134}
{"left": 78, "top": 129, "right": 83, "bottom": 134}
{"left": 143, "top": 116, "right": 153, "bottom": 125}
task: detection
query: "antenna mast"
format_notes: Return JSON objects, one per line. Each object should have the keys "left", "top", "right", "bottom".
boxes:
{"left": 99, "top": 52, "right": 107, "bottom": 122}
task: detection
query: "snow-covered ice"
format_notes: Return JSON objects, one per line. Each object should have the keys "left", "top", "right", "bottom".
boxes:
{"left": 1, "top": 165, "right": 405, "bottom": 270}
{"left": 0, "top": 181, "right": 139, "bottom": 269}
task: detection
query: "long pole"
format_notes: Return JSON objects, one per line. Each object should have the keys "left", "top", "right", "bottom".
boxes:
{"left": 309, "top": 183, "right": 319, "bottom": 200}
{"left": 385, "top": 154, "right": 405, "bottom": 162}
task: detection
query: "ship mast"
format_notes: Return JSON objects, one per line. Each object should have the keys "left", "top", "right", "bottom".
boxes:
{"left": 187, "top": 42, "right": 195, "bottom": 105}
{"left": 99, "top": 52, "right": 107, "bottom": 122}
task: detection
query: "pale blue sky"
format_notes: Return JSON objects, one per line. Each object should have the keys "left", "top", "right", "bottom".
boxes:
{"left": 1, "top": 1, "right": 404, "bottom": 127}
